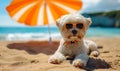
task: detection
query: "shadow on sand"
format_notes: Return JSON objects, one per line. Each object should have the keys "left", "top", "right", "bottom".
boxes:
{"left": 85, "top": 57, "right": 111, "bottom": 71}
{"left": 69, "top": 57, "right": 111, "bottom": 71}
{"left": 7, "top": 41, "right": 58, "bottom": 55}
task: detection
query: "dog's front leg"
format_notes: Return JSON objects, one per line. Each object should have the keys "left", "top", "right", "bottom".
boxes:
{"left": 72, "top": 54, "right": 89, "bottom": 68}
{"left": 48, "top": 51, "right": 66, "bottom": 64}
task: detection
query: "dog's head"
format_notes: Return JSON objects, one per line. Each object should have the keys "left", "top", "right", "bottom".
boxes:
{"left": 56, "top": 13, "right": 92, "bottom": 42}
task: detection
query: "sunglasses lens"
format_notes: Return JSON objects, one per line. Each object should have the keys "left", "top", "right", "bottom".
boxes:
{"left": 76, "top": 23, "right": 83, "bottom": 29}
{"left": 66, "top": 23, "right": 73, "bottom": 29}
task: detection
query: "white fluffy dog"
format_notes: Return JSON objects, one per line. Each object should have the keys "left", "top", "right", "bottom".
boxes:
{"left": 48, "top": 13, "right": 100, "bottom": 68}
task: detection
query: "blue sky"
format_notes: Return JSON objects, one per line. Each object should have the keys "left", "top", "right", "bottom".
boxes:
{"left": 0, "top": 0, "right": 120, "bottom": 27}
{"left": 0, "top": 0, "right": 27, "bottom": 27}
{"left": 81, "top": 0, "right": 120, "bottom": 13}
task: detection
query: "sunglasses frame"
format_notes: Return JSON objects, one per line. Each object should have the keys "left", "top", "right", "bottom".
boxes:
{"left": 65, "top": 23, "right": 84, "bottom": 29}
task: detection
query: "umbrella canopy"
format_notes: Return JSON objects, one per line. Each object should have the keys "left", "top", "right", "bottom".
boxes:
{"left": 6, "top": 0, "right": 82, "bottom": 26}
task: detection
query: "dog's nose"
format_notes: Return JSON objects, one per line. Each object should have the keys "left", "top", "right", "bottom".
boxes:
{"left": 72, "top": 30, "right": 77, "bottom": 35}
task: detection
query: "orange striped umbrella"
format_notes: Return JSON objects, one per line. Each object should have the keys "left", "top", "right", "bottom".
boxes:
{"left": 6, "top": 0, "right": 82, "bottom": 26}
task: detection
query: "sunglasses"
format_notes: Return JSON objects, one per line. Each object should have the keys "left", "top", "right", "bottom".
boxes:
{"left": 65, "top": 23, "right": 83, "bottom": 29}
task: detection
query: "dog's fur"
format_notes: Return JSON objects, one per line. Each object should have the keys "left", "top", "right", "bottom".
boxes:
{"left": 48, "top": 13, "right": 100, "bottom": 68}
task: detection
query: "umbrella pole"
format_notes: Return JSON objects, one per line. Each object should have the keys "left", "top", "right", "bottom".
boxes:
{"left": 44, "top": 0, "right": 52, "bottom": 45}
{"left": 48, "top": 24, "right": 52, "bottom": 45}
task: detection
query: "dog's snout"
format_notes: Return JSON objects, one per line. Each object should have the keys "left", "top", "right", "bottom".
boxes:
{"left": 72, "top": 30, "right": 77, "bottom": 35}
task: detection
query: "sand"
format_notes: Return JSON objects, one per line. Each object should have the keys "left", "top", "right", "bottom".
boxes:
{"left": 0, "top": 37, "right": 120, "bottom": 71}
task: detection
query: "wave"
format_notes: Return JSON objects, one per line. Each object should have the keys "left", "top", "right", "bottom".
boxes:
{"left": 0, "top": 33, "right": 61, "bottom": 41}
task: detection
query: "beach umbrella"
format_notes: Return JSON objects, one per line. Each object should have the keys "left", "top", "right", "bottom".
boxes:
{"left": 6, "top": 0, "right": 83, "bottom": 44}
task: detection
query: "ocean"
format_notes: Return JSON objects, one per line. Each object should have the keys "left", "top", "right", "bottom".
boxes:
{"left": 0, "top": 27, "right": 120, "bottom": 41}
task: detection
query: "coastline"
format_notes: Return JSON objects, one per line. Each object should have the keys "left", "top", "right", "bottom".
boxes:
{"left": 0, "top": 37, "right": 120, "bottom": 71}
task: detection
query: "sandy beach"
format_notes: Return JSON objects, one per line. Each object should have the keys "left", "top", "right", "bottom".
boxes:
{"left": 0, "top": 37, "right": 120, "bottom": 71}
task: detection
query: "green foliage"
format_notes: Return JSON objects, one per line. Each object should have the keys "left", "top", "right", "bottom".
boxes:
{"left": 88, "top": 10, "right": 120, "bottom": 20}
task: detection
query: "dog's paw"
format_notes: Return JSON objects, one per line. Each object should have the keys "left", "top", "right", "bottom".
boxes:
{"left": 48, "top": 57, "right": 62, "bottom": 64}
{"left": 72, "top": 59, "right": 85, "bottom": 68}
{"left": 91, "top": 51, "right": 100, "bottom": 57}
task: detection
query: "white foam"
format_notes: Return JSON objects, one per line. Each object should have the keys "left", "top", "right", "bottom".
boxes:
{"left": 4, "top": 33, "right": 61, "bottom": 41}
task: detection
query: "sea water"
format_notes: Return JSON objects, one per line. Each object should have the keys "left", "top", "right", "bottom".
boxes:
{"left": 0, "top": 27, "right": 120, "bottom": 41}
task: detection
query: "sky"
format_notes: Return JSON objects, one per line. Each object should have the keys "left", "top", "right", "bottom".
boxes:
{"left": 81, "top": 0, "right": 120, "bottom": 13}
{"left": 0, "top": 0, "right": 120, "bottom": 27}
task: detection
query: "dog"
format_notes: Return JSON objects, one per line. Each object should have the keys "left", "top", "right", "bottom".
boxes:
{"left": 48, "top": 13, "right": 100, "bottom": 68}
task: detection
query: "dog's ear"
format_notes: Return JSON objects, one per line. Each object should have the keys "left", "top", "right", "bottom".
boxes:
{"left": 56, "top": 18, "right": 60, "bottom": 27}
{"left": 86, "top": 18, "right": 92, "bottom": 26}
